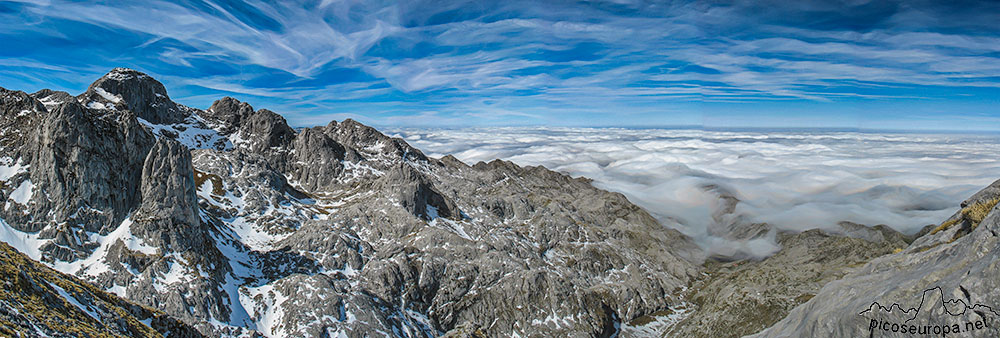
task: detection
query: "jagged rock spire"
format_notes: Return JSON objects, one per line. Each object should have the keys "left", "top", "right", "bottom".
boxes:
{"left": 133, "top": 137, "right": 202, "bottom": 250}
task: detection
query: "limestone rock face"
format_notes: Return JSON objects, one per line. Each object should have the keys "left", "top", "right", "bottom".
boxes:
{"left": 203, "top": 97, "right": 254, "bottom": 135}
{"left": 752, "top": 180, "right": 1000, "bottom": 338}
{"left": 0, "top": 88, "right": 45, "bottom": 119}
{"left": 286, "top": 127, "right": 349, "bottom": 192}
{"left": 103, "top": 137, "right": 234, "bottom": 334}
{"left": 203, "top": 97, "right": 295, "bottom": 154}
{"left": 30, "top": 89, "right": 74, "bottom": 108}
{"left": 133, "top": 137, "right": 202, "bottom": 251}
{"left": 380, "top": 162, "right": 461, "bottom": 221}
{"left": 22, "top": 99, "right": 154, "bottom": 261}
{"left": 0, "top": 88, "right": 45, "bottom": 161}
{"left": 326, "top": 118, "right": 428, "bottom": 162}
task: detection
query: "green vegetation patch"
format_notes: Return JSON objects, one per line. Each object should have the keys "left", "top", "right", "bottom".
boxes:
{"left": 929, "top": 197, "right": 1000, "bottom": 235}
{"left": 193, "top": 169, "right": 225, "bottom": 195}
{"left": 0, "top": 242, "right": 168, "bottom": 337}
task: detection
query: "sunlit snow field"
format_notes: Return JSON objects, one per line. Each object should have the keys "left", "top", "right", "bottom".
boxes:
{"left": 391, "top": 128, "right": 1000, "bottom": 257}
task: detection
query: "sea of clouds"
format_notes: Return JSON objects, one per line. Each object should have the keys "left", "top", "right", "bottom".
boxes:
{"left": 390, "top": 128, "right": 1000, "bottom": 258}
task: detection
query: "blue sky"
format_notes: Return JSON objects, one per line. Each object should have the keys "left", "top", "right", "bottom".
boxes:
{"left": 1, "top": 0, "right": 998, "bottom": 130}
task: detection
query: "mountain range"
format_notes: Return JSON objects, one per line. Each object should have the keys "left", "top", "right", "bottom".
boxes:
{"left": 1, "top": 68, "right": 998, "bottom": 337}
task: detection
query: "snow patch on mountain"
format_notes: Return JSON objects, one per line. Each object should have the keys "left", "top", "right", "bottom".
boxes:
{"left": 619, "top": 301, "right": 694, "bottom": 336}
{"left": 48, "top": 281, "right": 102, "bottom": 321}
{"left": 93, "top": 87, "right": 122, "bottom": 104}
{"left": 242, "top": 284, "right": 288, "bottom": 338}
{"left": 0, "top": 217, "right": 45, "bottom": 260}
{"left": 51, "top": 217, "right": 157, "bottom": 277}
{"left": 104, "top": 67, "right": 148, "bottom": 81}
{"left": 37, "top": 97, "right": 65, "bottom": 110}
{"left": 137, "top": 115, "right": 233, "bottom": 150}
{"left": 0, "top": 156, "right": 27, "bottom": 181}
{"left": 427, "top": 205, "right": 473, "bottom": 241}
{"left": 6, "top": 179, "right": 33, "bottom": 207}
{"left": 207, "top": 223, "right": 258, "bottom": 330}
{"left": 86, "top": 101, "right": 109, "bottom": 110}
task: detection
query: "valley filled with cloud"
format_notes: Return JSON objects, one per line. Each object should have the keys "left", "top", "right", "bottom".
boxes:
{"left": 394, "top": 127, "right": 1000, "bottom": 257}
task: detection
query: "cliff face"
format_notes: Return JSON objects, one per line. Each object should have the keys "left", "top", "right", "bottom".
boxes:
{"left": 751, "top": 180, "right": 1000, "bottom": 337}
{"left": 0, "top": 68, "right": 703, "bottom": 337}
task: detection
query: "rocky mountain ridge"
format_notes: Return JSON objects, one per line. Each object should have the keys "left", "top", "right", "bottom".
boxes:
{"left": 0, "top": 239, "right": 201, "bottom": 337}
{"left": 0, "top": 68, "right": 701, "bottom": 337}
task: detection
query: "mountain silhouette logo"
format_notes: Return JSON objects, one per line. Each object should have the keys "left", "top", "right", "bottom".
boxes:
{"left": 859, "top": 286, "right": 999, "bottom": 337}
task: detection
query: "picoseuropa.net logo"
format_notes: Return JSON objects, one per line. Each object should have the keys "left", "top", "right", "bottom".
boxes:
{"left": 867, "top": 318, "right": 991, "bottom": 336}
{"left": 859, "top": 287, "right": 999, "bottom": 337}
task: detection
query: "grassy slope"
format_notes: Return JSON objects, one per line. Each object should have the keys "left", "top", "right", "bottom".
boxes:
{"left": 0, "top": 241, "right": 202, "bottom": 338}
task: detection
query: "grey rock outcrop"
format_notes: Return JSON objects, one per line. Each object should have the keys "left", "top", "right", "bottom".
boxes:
{"left": 327, "top": 118, "right": 428, "bottom": 162}
{"left": 0, "top": 88, "right": 45, "bottom": 118}
{"left": 752, "top": 180, "right": 1000, "bottom": 337}
{"left": 658, "top": 222, "right": 912, "bottom": 338}
{"left": 286, "top": 127, "right": 349, "bottom": 192}
{"left": 202, "top": 97, "right": 255, "bottom": 135}
{"left": 94, "top": 137, "right": 235, "bottom": 334}
{"left": 379, "top": 162, "right": 461, "bottom": 221}
{"left": 31, "top": 89, "right": 74, "bottom": 110}
{"left": 132, "top": 137, "right": 203, "bottom": 251}
{"left": 0, "top": 88, "right": 44, "bottom": 159}
{"left": 26, "top": 100, "right": 155, "bottom": 261}
{"left": 341, "top": 157, "right": 701, "bottom": 337}
{"left": 203, "top": 97, "right": 295, "bottom": 153}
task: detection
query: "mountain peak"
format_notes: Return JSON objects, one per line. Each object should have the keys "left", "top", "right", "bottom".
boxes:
{"left": 204, "top": 96, "right": 255, "bottom": 133}
{"left": 78, "top": 68, "right": 186, "bottom": 124}
{"left": 104, "top": 67, "right": 151, "bottom": 81}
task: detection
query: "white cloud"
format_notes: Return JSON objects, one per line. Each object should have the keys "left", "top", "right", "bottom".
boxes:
{"left": 15, "top": 0, "right": 401, "bottom": 78}
{"left": 392, "top": 127, "right": 1000, "bottom": 258}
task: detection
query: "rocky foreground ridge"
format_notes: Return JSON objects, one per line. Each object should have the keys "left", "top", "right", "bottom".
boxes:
{"left": 0, "top": 240, "right": 201, "bottom": 337}
{"left": 0, "top": 68, "right": 701, "bottom": 337}
{"left": 751, "top": 179, "right": 1000, "bottom": 337}
{"left": 1, "top": 68, "right": 998, "bottom": 337}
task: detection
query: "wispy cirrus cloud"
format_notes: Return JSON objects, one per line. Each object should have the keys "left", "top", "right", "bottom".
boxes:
{"left": 0, "top": 0, "right": 998, "bottom": 129}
